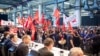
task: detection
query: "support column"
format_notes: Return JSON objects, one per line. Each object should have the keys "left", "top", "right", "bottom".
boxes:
{"left": 11, "top": 12, "right": 16, "bottom": 26}
{"left": 61, "top": 2, "right": 64, "bottom": 26}
{"left": 30, "top": 5, "right": 33, "bottom": 17}
{"left": 12, "top": 7, "right": 16, "bottom": 25}
{"left": 20, "top": 5, "right": 23, "bottom": 17}
{"left": 75, "top": 0, "right": 81, "bottom": 26}
{"left": 61, "top": 2, "right": 64, "bottom": 13}
{"left": 43, "top": 5, "right": 46, "bottom": 14}
{"left": 28, "top": 3, "right": 31, "bottom": 16}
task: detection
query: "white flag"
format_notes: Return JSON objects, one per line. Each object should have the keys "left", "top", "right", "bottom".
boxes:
{"left": 68, "top": 13, "right": 79, "bottom": 27}
{"left": 63, "top": 14, "right": 69, "bottom": 27}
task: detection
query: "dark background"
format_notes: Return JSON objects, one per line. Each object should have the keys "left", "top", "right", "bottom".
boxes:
{"left": 81, "top": 15, "right": 100, "bottom": 26}
{"left": 0, "top": 14, "right": 8, "bottom": 21}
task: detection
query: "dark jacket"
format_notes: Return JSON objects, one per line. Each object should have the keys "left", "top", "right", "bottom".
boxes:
{"left": 16, "top": 42, "right": 29, "bottom": 56}
{"left": 38, "top": 47, "right": 54, "bottom": 56}
{"left": 6, "top": 40, "right": 16, "bottom": 50}
{"left": 0, "top": 37, "right": 6, "bottom": 43}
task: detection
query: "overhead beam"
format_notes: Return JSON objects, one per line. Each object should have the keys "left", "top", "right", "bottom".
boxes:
{"left": 43, "top": 0, "right": 65, "bottom": 6}
{"left": 0, "top": 4, "right": 12, "bottom": 9}
{"left": 0, "top": 2, "right": 14, "bottom": 5}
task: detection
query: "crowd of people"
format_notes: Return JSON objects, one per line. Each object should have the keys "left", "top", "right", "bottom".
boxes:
{"left": 0, "top": 25, "right": 100, "bottom": 56}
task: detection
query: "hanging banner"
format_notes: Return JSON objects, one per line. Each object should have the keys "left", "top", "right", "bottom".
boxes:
{"left": 63, "top": 12, "right": 80, "bottom": 27}
{"left": 69, "top": 13, "right": 79, "bottom": 27}
{"left": 1, "top": 20, "right": 15, "bottom": 26}
{"left": 1, "top": 20, "right": 8, "bottom": 25}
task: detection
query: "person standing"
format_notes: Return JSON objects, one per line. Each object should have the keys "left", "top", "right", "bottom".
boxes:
{"left": 72, "top": 31, "right": 81, "bottom": 47}
{"left": 91, "top": 29, "right": 100, "bottom": 56}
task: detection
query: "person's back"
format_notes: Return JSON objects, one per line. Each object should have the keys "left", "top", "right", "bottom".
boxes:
{"left": 16, "top": 35, "right": 31, "bottom": 56}
{"left": 38, "top": 38, "right": 54, "bottom": 56}
{"left": 16, "top": 42, "right": 29, "bottom": 56}
{"left": 38, "top": 47, "right": 54, "bottom": 56}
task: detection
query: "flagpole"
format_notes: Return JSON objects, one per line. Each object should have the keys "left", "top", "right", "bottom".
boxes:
{"left": 38, "top": 0, "right": 42, "bottom": 26}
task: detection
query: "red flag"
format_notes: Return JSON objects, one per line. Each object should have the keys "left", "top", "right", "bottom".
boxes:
{"left": 68, "top": 21, "right": 74, "bottom": 33}
{"left": 41, "top": 14, "right": 45, "bottom": 25}
{"left": 21, "top": 17, "right": 26, "bottom": 26}
{"left": 30, "top": 23, "right": 36, "bottom": 41}
{"left": 33, "top": 11, "right": 39, "bottom": 24}
{"left": 53, "top": 8, "right": 60, "bottom": 27}
{"left": 47, "top": 20, "right": 51, "bottom": 26}
{"left": 40, "top": 14, "right": 48, "bottom": 31}
{"left": 53, "top": 8, "right": 60, "bottom": 19}
{"left": 18, "top": 16, "right": 25, "bottom": 26}
{"left": 26, "top": 16, "right": 32, "bottom": 29}
{"left": 44, "top": 20, "right": 52, "bottom": 31}
{"left": 24, "top": 19, "right": 28, "bottom": 28}
{"left": 43, "top": 19, "right": 48, "bottom": 31}
{"left": 56, "top": 18, "right": 60, "bottom": 27}
{"left": 62, "top": 24, "right": 66, "bottom": 32}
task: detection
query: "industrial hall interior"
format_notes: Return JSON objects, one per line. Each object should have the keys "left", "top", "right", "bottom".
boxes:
{"left": 0, "top": 0, "right": 100, "bottom": 56}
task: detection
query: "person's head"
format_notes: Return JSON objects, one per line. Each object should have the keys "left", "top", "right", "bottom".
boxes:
{"left": 44, "top": 38, "right": 54, "bottom": 50}
{"left": 22, "top": 35, "right": 31, "bottom": 45}
{"left": 4, "top": 32, "right": 9, "bottom": 38}
{"left": 96, "top": 29, "right": 100, "bottom": 35}
{"left": 68, "top": 47, "right": 84, "bottom": 56}
{"left": 10, "top": 34, "right": 18, "bottom": 43}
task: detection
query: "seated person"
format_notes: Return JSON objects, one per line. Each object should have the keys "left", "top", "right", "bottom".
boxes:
{"left": 6, "top": 34, "right": 18, "bottom": 50}
{"left": 16, "top": 35, "right": 31, "bottom": 56}
{"left": 0, "top": 32, "right": 9, "bottom": 43}
{"left": 68, "top": 47, "right": 84, "bottom": 56}
{"left": 38, "top": 38, "right": 54, "bottom": 56}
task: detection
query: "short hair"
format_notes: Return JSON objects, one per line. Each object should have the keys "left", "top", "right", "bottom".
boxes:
{"left": 96, "top": 29, "right": 100, "bottom": 34}
{"left": 43, "top": 38, "right": 54, "bottom": 46}
{"left": 68, "top": 47, "right": 84, "bottom": 56}
{"left": 4, "top": 32, "right": 9, "bottom": 37}
{"left": 9, "top": 34, "right": 15, "bottom": 39}
{"left": 22, "top": 35, "right": 31, "bottom": 40}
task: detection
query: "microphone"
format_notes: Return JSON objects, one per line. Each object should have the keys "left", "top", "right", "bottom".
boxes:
{"left": 60, "top": 50, "right": 64, "bottom": 56}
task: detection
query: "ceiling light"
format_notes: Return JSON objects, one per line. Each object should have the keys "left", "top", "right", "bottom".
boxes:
{"left": 0, "top": 9, "right": 4, "bottom": 12}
